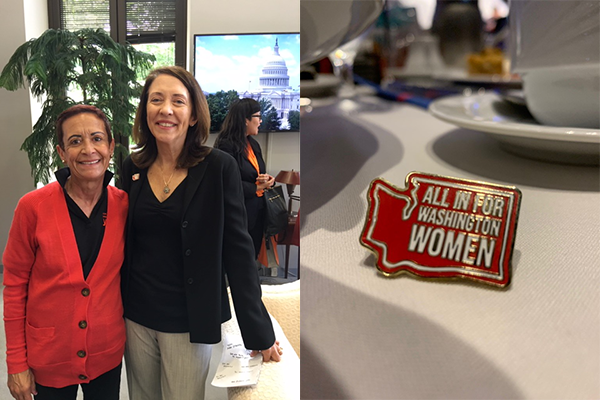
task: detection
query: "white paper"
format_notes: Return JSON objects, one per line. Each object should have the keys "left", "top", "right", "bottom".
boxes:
{"left": 211, "top": 334, "right": 263, "bottom": 388}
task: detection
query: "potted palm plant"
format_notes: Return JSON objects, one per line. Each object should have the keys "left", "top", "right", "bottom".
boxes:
{"left": 0, "top": 28, "right": 155, "bottom": 186}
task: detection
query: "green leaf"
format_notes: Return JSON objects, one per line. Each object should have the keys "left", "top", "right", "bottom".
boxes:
{"left": 0, "top": 27, "right": 154, "bottom": 185}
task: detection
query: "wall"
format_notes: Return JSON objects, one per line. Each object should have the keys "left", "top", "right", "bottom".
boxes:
{"left": 24, "top": 0, "right": 49, "bottom": 125}
{"left": 187, "top": 0, "right": 300, "bottom": 69}
{"left": 187, "top": 0, "right": 301, "bottom": 197}
{"left": 0, "top": 0, "right": 48, "bottom": 266}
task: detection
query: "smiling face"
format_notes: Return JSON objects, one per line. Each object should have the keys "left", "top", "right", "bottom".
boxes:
{"left": 56, "top": 113, "right": 114, "bottom": 185}
{"left": 146, "top": 74, "right": 197, "bottom": 149}
{"left": 246, "top": 112, "right": 262, "bottom": 136}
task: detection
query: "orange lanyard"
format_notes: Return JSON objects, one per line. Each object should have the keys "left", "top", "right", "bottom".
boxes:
{"left": 247, "top": 142, "right": 263, "bottom": 197}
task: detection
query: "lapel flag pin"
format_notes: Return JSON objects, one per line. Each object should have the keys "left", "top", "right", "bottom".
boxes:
{"left": 360, "top": 172, "right": 522, "bottom": 288}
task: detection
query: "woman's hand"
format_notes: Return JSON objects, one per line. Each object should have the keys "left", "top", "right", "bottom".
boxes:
{"left": 250, "top": 340, "right": 283, "bottom": 362}
{"left": 256, "top": 174, "right": 275, "bottom": 191}
{"left": 7, "top": 369, "right": 36, "bottom": 400}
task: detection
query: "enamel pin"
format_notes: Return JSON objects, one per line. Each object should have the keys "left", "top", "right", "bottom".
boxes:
{"left": 360, "top": 172, "right": 522, "bottom": 287}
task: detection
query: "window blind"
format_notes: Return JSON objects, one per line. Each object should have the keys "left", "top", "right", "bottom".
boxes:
{"left": 126, "top": 0, "right": 177, "bottom": 44}
{"left": 60, "top": 0, "right": 111, "bottom": 32}
{"left": 54, "top": 0, "right": 185, "bottom": 66}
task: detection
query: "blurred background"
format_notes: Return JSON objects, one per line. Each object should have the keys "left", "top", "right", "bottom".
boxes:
{"left": 302, "top": 0, "right": 513, "bottom": 99}
{"left": 300, "top": 0, "right": 599, "bottom": 399}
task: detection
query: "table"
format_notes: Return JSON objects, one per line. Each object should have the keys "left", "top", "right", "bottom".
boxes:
{"left": 300, "top": 93, "right": 600, "bottom": 399}
{"left": 205, "top": 284, "right": 300, "bottom": 400}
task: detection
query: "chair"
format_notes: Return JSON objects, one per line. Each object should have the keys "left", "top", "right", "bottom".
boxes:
{"left": 274, "top": 171, "right": 300, "bottom": 279}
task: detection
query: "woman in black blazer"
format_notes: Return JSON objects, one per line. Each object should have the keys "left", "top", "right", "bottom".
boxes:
{"left": 120, "top": 67, "right": 281, "bottom": 400}
{"left": 214, "top": 98, "right": 275, "bottom": 258}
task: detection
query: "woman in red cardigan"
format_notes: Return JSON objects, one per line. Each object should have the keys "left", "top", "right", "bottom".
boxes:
{"left": 3, "top": 105, "right": 128, "bottom": 400}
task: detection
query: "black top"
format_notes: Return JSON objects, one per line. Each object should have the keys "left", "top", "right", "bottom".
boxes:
{"left": 215, "top": 137, "right": 266, "bottom": 230}
{"left": 124, "top": 175, "right": 189, "bottom": 332}
{"left": 121, "top": 151, "right": 275, "bottom": 348}
{"left": 55, "top": 168, "right": 110, "bottom": 280}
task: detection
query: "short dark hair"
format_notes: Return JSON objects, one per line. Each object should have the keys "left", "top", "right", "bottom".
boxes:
{"left": 213, "top": 98, "right": 261, "bottom": 156}
{"left": 131, "top": 66, "right": 211, "bottom": 169}
{"left": 56, "top": 105, "right": 113, "bottom": 149}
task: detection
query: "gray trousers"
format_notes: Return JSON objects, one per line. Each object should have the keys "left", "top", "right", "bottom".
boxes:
{"left": 124, "top": 318, "right": 212, "bottom": 400}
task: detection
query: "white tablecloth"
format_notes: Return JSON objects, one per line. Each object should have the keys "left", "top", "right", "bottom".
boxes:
{"left": 300, "top": 94, "right": 600, "bottom": 399}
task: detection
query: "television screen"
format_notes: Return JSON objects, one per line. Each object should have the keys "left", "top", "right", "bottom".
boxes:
{"left": 194, "top": 33, "right": 301, "bottom": 132}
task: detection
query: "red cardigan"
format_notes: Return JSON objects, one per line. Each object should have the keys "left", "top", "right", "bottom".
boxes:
{"left": 3, "top": 181, "right": 128, "bottom": 388}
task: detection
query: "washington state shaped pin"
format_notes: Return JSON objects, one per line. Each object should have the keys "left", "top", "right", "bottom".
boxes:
{"left": 360, "top": 172, "right": 522, "bottom": 288}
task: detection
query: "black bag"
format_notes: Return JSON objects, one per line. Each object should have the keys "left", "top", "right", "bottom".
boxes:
{"left": 263, "top": 185, "right": 288, "bottom": 238}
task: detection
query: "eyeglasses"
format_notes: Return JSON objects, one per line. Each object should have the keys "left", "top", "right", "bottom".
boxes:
{"left": 251, "top": 114, "right": 262, "bottom": 120}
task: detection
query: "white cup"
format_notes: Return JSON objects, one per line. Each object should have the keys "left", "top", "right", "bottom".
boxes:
{"left": 509, "top": 0, "right": 600, "bottom": 128}
{"left": 300, "top": 0, "right": 385, "bottom": 66}
{"left": 521, "top": 64, "right": 600, "bottom": 129}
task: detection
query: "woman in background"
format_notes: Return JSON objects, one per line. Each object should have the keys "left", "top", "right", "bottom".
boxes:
{"left": 121, "top": 66, "right": 280, "bottom": 400}
{"left": 213, "top": 98, "right": 275, "bottom": 258}
{"left": 3, "top": 105, "right": 127, "bottom": 400}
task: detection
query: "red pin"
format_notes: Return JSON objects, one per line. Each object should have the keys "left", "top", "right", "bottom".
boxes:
{"left": 360, "top": 172, "right": 522, "bottom": 287}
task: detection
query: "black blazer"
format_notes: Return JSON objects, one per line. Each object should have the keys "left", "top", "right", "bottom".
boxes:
{"left": 121, "top": 149, "right": 275, "bottom": 349}
{"left": 215, "top": 137, "right": 265, "bottom": 230}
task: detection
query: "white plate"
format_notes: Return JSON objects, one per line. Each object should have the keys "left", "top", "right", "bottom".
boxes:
{"left": 433, "top": 69, "right": 522, "bottom": 86}
{"left": 429, "top": 93, "right": 600, "bottom": 165}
